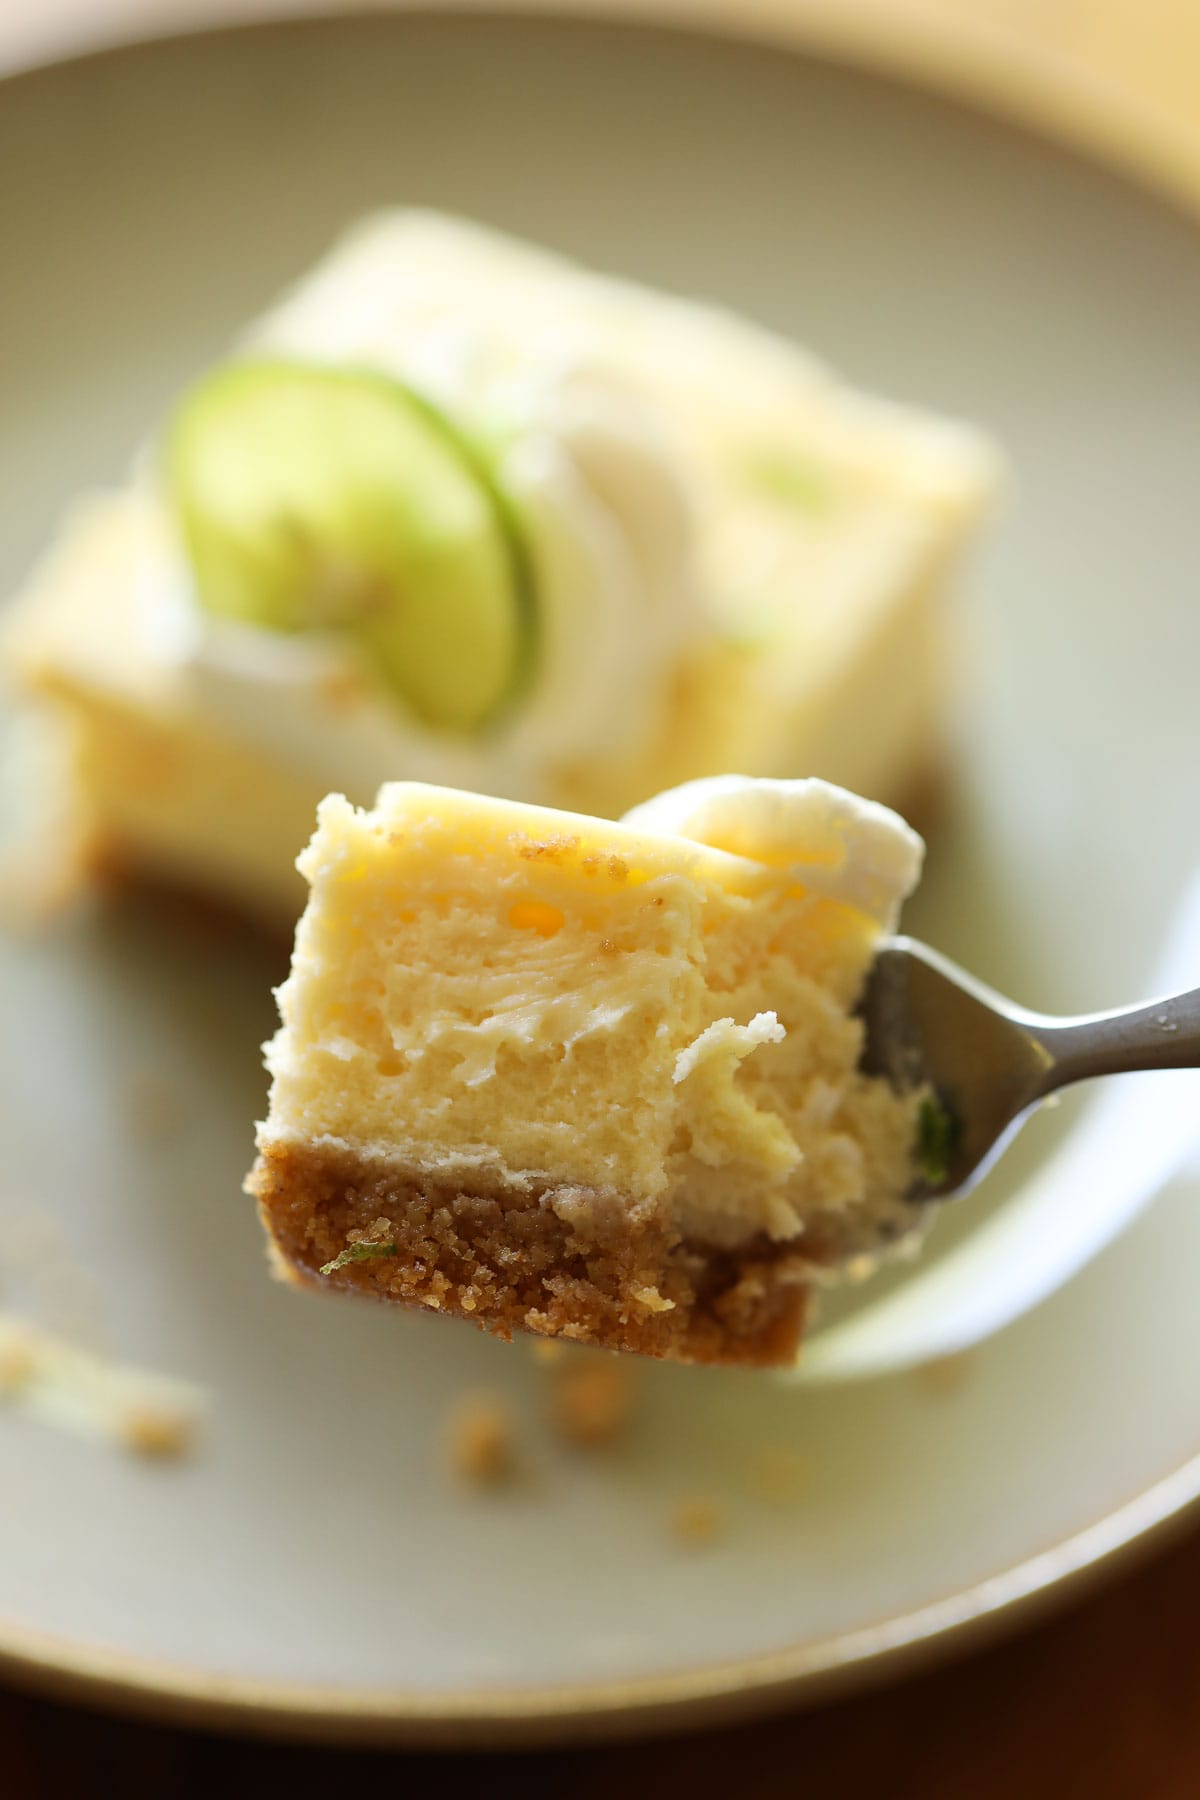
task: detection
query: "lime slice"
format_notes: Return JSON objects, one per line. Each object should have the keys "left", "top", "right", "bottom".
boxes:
{"left": 165, "top": 359, "right": 533, "bottom": 732}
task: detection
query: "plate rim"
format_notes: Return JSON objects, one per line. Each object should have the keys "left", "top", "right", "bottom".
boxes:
{"left": 4, "top": 1441, "right": 1200, "bottom": 1744}
{"left": 4, "top": 0, "right": 1200, "bottom": 1747}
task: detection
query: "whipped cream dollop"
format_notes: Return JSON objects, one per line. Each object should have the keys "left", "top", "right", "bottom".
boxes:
{"left": 144, "top": 214, "right": 708, "bottom": 804}
{"left": 624, "top": 774, "right": 924, "bottom": 929}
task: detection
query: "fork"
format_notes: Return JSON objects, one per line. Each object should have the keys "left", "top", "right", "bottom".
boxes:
{"left": 859, "top": 939, "right": 1200, "bottom": 1201}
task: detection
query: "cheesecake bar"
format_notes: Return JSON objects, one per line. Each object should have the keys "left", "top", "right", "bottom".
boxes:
{"left": 249, "top": 775, "right": 926, "bottom": 1367}
{"left": 4, "top": 213, "right": 997, "bottom": 926}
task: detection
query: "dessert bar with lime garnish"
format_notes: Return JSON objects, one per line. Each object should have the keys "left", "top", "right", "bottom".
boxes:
{"left": 4, "top": 211, "right": 999, "bottom": 925}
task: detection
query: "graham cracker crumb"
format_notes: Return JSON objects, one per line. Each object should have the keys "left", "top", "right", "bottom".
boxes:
{"left": 670, "top": 1497, "right": 726, "bottom": 1547}
{"left": 514, "top": 834, "right": 580, "bottom": 863}
{"left": 914, "top": 1352, "right": 973, "bottom": 1396}
{"left": 746, "top": 1445, "right": 810, "bottom": 1503}
{"left": 548, "top": 1356, "right": 639, "bottom": 1448}
{"left": 446, "top": 1394, "right": 517, "bottom": 1487}
{"left": 119, "top": 1404, "right": 197, "bottom": 1460}
{"left": 631, "top": 1284, "right": 674, "bottom": 1314}
{"left": 579, "top": 851, "right": 629, "bottom": 881}
{"left": 0, "top": 1331, "right": 40, "bottom": 1395}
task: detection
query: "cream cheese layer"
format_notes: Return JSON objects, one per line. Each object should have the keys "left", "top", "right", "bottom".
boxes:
{"left": 262, "top": 778, "right": 924, "bottom": 1258}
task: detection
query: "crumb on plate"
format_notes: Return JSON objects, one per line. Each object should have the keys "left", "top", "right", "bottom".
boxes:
{"left": 0, "top": 1328, "right": 40, "bottom": 1395}
{"left": 0, "top": 1302, "right": 204, "bottom": 1457}
{"left": 119, "top": 1403, "right": 197, "bottom": 1461}
{"left": 914, "top": 1352, "right": 973, "bottom": 1396}
{"left": 547, "top": 1355, "right": 639, "bottom": 1448}
{"left": 446, "top": 1394, "right": 517, "bottom": 1486}
{"left": 670, "top": 1496, "right": 726, "bottom": 1547}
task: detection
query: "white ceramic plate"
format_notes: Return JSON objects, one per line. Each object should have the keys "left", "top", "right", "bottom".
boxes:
{"left": 3, "top": 9, "right": 1200, "bottom": 1746}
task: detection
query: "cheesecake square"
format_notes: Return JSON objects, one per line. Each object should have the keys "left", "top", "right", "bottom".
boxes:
{"left": 249, "top": 776, "right": 925, "bottom": 1367}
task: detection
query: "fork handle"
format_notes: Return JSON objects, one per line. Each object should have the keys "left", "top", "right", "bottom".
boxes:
{"left": 1029, "top": 986, "right": 1200, "bottom": 1092}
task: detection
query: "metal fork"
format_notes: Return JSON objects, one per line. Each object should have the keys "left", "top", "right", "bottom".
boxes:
{"left": 859, "top": 939, "right": 1200, "bottom": 1200}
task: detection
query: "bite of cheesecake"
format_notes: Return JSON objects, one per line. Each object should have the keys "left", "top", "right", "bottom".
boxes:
{"left": 249, "top": 776, "right": 927, "bottom": 1368}
{"left": 4, "top": 212, "right": 997, "bottom": 926}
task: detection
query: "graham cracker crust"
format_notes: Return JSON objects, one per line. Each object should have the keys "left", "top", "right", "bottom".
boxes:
{"left": 249, "top": 1140, "right": 810, "bottom": 1368}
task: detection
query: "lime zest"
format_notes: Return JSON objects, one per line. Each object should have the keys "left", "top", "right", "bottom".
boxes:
{"left": 916, "top": 1093, "right": 958, "bottom": 1189}
{"left": 742, "top": 448, "right": 833, "bottom": 513}
{"left": 320, "top": 1239, "right": 398, "bottom": 1275}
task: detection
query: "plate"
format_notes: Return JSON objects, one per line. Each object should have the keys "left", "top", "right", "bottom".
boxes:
{"left": 3, "top": 7, "right": 1200, "bottom": 1746}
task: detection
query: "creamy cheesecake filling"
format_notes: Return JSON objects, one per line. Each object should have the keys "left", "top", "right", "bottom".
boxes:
{"left": 652, "top": 778, "right": 924, "bottom": 1255}
{"left": 254, "top": 778, "right": 926, "bottom": 1363}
